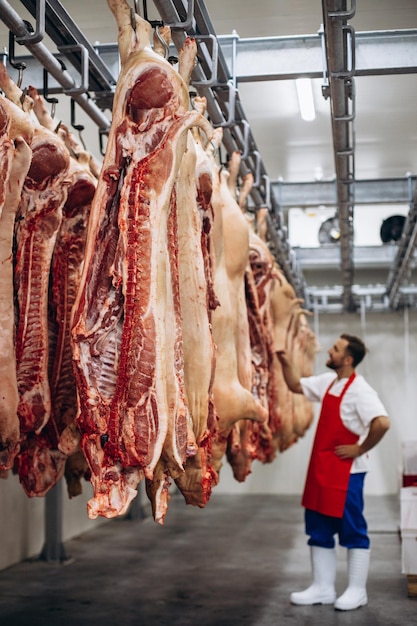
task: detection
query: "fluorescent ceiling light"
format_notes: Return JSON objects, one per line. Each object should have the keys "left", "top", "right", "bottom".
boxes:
{"left": 295, "top": 78, "right": 316, "bottom": 121}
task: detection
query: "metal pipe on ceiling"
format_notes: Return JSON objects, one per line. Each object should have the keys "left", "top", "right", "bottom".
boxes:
{"left": 271, "top": 177, "right": 416, "bottom": 208}
{"left": 217, "top": 29, "right": 417, "bottom": 82}
{"left": 0, "top": 0, "right": 110, "bottom": 130}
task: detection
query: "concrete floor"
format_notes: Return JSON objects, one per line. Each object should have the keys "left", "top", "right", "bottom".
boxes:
{"left": 0, "top": 492, "right": 415, "bottom": 625}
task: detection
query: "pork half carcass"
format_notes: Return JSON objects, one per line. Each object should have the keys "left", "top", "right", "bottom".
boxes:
{"left": 0, "top": 68, "right": 71, "bottom": 439}
{"left": 0, "top": 92, "right": 33, "bottom": 471}
{"left": 19, "top": 155, "right": 97, "bottom": 499}
{"left": 16, "top": 133, "right": 71, "bottom": 495}
{"left": 0, "top": 127, "right": 32, "bottom": 470}
{"left": 71, "top": 1, "right": 213, "bottom": 519}
{"left": 171, "top": 86, "right": 218, "bottom": 510}
{"left": 16, "top": 87, "right": 98, "bottom": 497}
{"left": 0, "top": 68, "right": 73, "bottom": 496}
{"left": 207, "top": 132, "right": 268, "bottom": 475}
{"left": 224, "top": 164, "right": 274, "bottom": 480}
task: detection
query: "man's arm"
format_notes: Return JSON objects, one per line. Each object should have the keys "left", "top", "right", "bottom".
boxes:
{"left": 335, "top": 415, "right": 390, "bottom": 459}
{"left": 276, "top": 349, "right": 304, "bottom": 394}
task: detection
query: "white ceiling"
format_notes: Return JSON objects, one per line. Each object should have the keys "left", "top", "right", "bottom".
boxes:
{"left": 203, "top": 0, "right": 417, "bottom": 183}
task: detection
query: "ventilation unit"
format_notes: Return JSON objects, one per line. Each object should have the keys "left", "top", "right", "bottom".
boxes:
{"left": 288, "top": 207, "right": 337, "bottom": 248}
{"left": 318, "top": 216, "right": 341, "bottom": 244}
{"left": 380, "top": 215, "right": 406, "bottom": 243}
{"left": 288, "top": 205, "right": 409, "bottom": 248}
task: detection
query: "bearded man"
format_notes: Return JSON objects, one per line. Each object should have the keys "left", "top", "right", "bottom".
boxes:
{"left": 277, "top": 334, "right": 390, "bottom": 612}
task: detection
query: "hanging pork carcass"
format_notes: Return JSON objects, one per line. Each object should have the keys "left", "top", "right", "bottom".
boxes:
{"left": 145, "top": 38, "right": 218, "bottom": 521}
{"left": 0, "top": 94, "right": 33, "bottom": 471}
{"left": 20, "top": 86, "right": 98, "bottom": 498}
{"left": 223, "top": 156, "right": 318, "bottom": 464}
{"left": 218, "top": 156, "right": 274, "bottom": 480}
{"left": 251, "top": 220, "right": 318, "bottom": 452}
{"left": 0, "top": 67, "right": 75, "bottom": 496}
{"left": 205, "top": 133, "right": 269, "bottom": 476}
{"left": 71, "top": 0, "right": 214, "bottom": 520}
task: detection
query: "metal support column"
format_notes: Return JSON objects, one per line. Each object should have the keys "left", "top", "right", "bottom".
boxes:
{"left": 322, "top": 0, "right": 356, "bottom": 310}
{"left": 39, "top": 482, "right": 68, "bottom": 563}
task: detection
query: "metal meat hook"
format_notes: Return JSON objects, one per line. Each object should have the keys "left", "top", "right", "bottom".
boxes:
{"left": 154, "top": 26, "right": 169, "bottom": 59}
{"left": 8, "top": 30, "right": 26, "bottom": 89}
{"left": 70, "top": 98, "right": 86, "bottom": 151}
{"left": 43, "top": 68, "right": 59, "bottom": 119}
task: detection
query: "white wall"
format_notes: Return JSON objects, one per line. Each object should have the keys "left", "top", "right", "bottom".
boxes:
{"left": 0, "top": 472, "right": 107, "bottom": 571}
{"left": 215, "top": 309, "right": 417, "bottom": 497}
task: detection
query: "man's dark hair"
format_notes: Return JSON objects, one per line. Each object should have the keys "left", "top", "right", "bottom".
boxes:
{"left": 340, "top": 333, "right": 367, "bottom": 367}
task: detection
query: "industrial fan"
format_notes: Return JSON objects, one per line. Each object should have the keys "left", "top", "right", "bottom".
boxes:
{"left": 318, "top": 216, "right": 341, "bottom": 244}
{"left": 380, "top": 215, "right": 406, "bottom": 243}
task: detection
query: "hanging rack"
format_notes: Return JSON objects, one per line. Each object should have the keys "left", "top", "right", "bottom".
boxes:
{"left": 8, "top": 29, "right": 26, "bottom": 87}
{"left": 58, "top": 43, "right": 88, "bottom": 96}
{"left": 43, "top": 67, "right": 58, "bottom": 118}
{"left": 70, "top": 97, "right": 86, "bottom": 149}
{"left": 15, "top": 0, "right": 45, "bottom": 44}
{"left": 0, "top": 0, "right": 111, "bottom": 130}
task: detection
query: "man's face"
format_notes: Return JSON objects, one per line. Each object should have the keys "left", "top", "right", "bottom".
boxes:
{"left": 326, "top": 337, "right": 349, "bottom": 370}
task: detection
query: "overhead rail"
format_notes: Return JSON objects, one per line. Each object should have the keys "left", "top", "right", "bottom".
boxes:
{"left": 0, "top": 0, "right": 111, "bottom": 130}
{"left": 217, "top": 29, "right": 417, "bottom": 82}
{"left": 321, "top": 0, "right": 356, "bottom": 311}
{"left": 386, "top": 178, "right": 417, "bottom": 309}
{"left": 20, "top": 0, "right": 117, "bottom": 97}
{"left": 272, "top": 176, "right": 417, "bottom": 208}
{"left": 307, "top": 282, "right": 417, "bottom": 313}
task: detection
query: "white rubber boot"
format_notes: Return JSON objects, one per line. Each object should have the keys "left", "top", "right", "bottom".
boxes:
{"left": 334, "top": 548, "right": 370, "bottom": 611}
{"left": 290, "top": 546, "right": 337, "bottom": 605}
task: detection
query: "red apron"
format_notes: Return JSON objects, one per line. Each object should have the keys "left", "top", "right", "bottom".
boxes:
{"left": 301, "top": 373, "right": 359, "bottom": 518}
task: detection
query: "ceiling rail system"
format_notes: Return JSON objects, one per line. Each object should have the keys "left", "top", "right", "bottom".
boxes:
{"left": 0, "top": 0, "right": 416, "bottom": 313}
{"left": 386, "top": 180, "right": 417, "bottom": 309}
{"left": 0, "top": 0, "right": 308, "bottom": 304}
{"left": 0, "top": 0, "right": 111, "bottom": 129}
{"left": 216, "top": 29, "right": 417, "bottom": 82}
{"left": 321, "top": 0, "right": 356, "bottom": 311}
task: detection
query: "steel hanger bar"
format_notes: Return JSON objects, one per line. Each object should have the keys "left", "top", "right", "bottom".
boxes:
{"left": 217, "top": 29, "right": 417, "bottom": 82}
{"left": 0, "top": 0, "right": 110, "bottom": 130}
{"left": 15, "top": 0, "right": 45, "bottom": 44}
{"left": 20, "top": 0, "right": 116, "bottom": 93}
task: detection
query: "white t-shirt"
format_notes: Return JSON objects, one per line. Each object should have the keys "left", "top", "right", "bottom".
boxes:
{"left": 300, "top": 372, "right": 388, "bottom": 473}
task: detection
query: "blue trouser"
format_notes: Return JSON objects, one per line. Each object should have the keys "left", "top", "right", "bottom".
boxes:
{"left": 305, "top": 472, "right": 370, "bottom": 549}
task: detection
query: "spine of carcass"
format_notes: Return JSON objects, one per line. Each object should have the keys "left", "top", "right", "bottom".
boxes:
{"left": 0, "top": 129, "right": 32, "bottom": 470}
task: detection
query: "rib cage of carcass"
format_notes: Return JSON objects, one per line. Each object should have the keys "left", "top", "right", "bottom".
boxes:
{"left": 0, "top": 0, "right": 318, "bottom": 525}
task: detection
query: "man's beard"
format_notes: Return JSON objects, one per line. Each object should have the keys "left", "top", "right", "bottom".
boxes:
{"left": 326, "top": 359, "right": 336, "bottom": 370}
